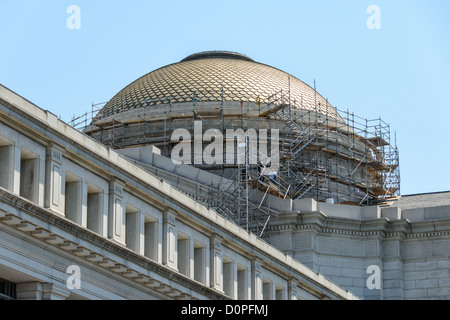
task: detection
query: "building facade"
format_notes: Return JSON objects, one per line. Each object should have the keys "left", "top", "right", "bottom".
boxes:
{"left": 0, "top": 84, "right": 354, "bottom": 300}
{"left": 1, "top": 51, "right": 449, "bottom": 301}
{"left": 266, "top": 194, "right": 450, "bottom": 300}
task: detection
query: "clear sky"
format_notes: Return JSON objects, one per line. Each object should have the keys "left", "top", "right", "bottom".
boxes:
{"left": 1, "top": 0, "right": 449, "bottom": 196}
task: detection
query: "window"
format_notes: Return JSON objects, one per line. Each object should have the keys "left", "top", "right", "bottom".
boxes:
{"left": 223, "top": 256, "right": 234, "bottom": 298}
{"left": 193, "top": 241, "right": 205, "bottom": 284}
{"left": 86, "top": 184, "right": 103, "bottom": 234}
{"left": 177, "top": 232, "right": 189, "bottom": 276}
{"left": 0, "top": 138, "right": 13, "bottom": 191}
{"left": 0, "top": 278, "right": 16, "bottom": 300}
{"left": 19, "top": 148, "right": 38, "bottom": 202}
{"left": 275, "top": 284, "right": 285, "bottom": 300}
{"left": 263, "top": 278, "right": 272, "bottom": 300}
{"left": 65, "top": 172, "right": 82, "bottom": 223}
{"left": 125, "top": 204, "right": 139, "bottom": 251}
{"left": 237, "top": 265, "right": 248, "bottom": 300}
{"left": 144, "top": 216, "right": 158, "bottom": 261}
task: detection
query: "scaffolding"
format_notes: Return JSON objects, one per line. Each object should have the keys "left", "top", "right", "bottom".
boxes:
{"left": 259, "top": 90, "right": 400, "bottom": 205}
{"left": 213, "top": 101, "right": 276, "bottom": 236}
{"left": 69, "top": 88, "right": 400, "bottom": 237}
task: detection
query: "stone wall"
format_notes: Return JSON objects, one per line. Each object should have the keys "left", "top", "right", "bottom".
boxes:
{"left": 0, "top": 83, "right": 357, "bottom": 300}
{"left": 267, "top": 209, "right": 450, "bottom": 300}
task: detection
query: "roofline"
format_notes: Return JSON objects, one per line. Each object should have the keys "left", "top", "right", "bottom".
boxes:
{"left": 0, "top": 83, "right": 358, "bottom": 300}
{"left": 400, "top": 190, "right": 450, "bottom": 198}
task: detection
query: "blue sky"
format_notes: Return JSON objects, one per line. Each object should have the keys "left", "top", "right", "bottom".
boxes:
{"left": 1, "top": 0, "right": 449, "bottom": 196}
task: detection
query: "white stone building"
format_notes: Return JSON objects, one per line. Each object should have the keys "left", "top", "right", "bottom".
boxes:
{"left": 266, "top": 193, "right": 450, "bottom": 299}
{"left": 0, "top": 84, "right": 355, "bottom": 300}
{"left": 1, "top": 51, "right": 449, "bottom": 300}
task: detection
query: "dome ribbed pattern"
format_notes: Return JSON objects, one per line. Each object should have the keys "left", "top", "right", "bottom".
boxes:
{"left": 99, "top": 51, "right": 340, "bottom": 119}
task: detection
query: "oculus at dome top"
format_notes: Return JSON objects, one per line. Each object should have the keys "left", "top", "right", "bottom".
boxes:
{"left": 78, "top": 50, "right": 400, "bottom": 218}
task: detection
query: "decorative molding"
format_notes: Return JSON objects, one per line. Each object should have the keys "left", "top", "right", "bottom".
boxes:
{"left": 0, "top": 205, "right": 225, "bottom": 300}
{"left": 407, "top": 231, "right": 450, "bottom": 239}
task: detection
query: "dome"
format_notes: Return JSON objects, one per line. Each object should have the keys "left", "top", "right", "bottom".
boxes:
{"left": 87, "top": 51, "right": 399, "bottom": 206}
{"left": 98, "top": 51, "right": 341, "bottom": 120}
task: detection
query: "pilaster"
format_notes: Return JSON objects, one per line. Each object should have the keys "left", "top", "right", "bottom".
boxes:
{"left": 162, "top": 208, "right": 178, "bottom": 270}
{"left": 44, "top": 144, "right": 65, "bottom": 215}
{"left": 108, "top": 179, "right": 126, "bottom": 245}
{"left": 210, "top": 234, "right": 223, "bottom": 292}
{"left": 251, "top": 258, "right": 263, "bottom": 300}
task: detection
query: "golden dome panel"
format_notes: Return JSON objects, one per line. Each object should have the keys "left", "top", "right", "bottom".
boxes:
{"left": 99, "top": 51, "right": 341, "bottom": 119}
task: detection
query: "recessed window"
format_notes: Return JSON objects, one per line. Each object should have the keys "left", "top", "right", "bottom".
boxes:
{"left": 193, "top": 241, "right": 206, "bottom": 284}
{"left": 19, "top": 148, "right": 38, "bottom": 203}
{"left": 237, "top": 265, "right": 248, "bottom": 300}
{"left": 0, "top": 278, "right": 16, "bottom": 300}
{"left": 177, "top": 232, "right": 189, "bottom": 276}
{"left": 0, "top": 138, "right": 13, "bottom": 191}
{"left": 87, "top": 184, "right": 103, "bottom": 234}
{"left": 263, "top": 278, "right": 272, "bottom": 300}
{"left": 275, "top": 284, "right": 285, "bottom": 300}
{"left": 223, "top": 256, "right": 234, "bottom": 298}
{"left": 125, "top": 204, "right": 139, "bottom": 251}
{"left": 144, "top": 216, "right": 158, "bottom": 261}
{"left": 65, "top": 172, "right": 82, "bottom": 223}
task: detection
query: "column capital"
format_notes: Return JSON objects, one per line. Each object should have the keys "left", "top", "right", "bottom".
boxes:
{"left": 109, "top": 178, "right": 126, "bottom": 197}
{"left": 46, "top": 143, "right": 66, "bottom": 164}
{"left": 163, "top": 208, "right": 177, "bottom": 225}
{"left": 251, "top": 257, "right": 263, "bottom": 271}
{"left": 210, "top": 234, "right": 223, "bottom": 250}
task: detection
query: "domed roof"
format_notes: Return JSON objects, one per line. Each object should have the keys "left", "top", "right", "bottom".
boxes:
{"left": 99, "top": 51, "right": 341, "bottom": 119}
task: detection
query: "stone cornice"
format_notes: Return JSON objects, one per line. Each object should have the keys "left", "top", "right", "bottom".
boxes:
{"left": 270, "top": 210, "right": 450, "bottom": 240}
{"left": 0, "top": 188, "right": 228, "bottom": 300}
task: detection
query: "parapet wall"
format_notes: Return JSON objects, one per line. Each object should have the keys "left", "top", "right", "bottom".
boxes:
{"left": 264, "top": 196, "right": 450, "bottom": 222}
{"left": 266, "top": 196, "right": 450, "bottom": 300}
